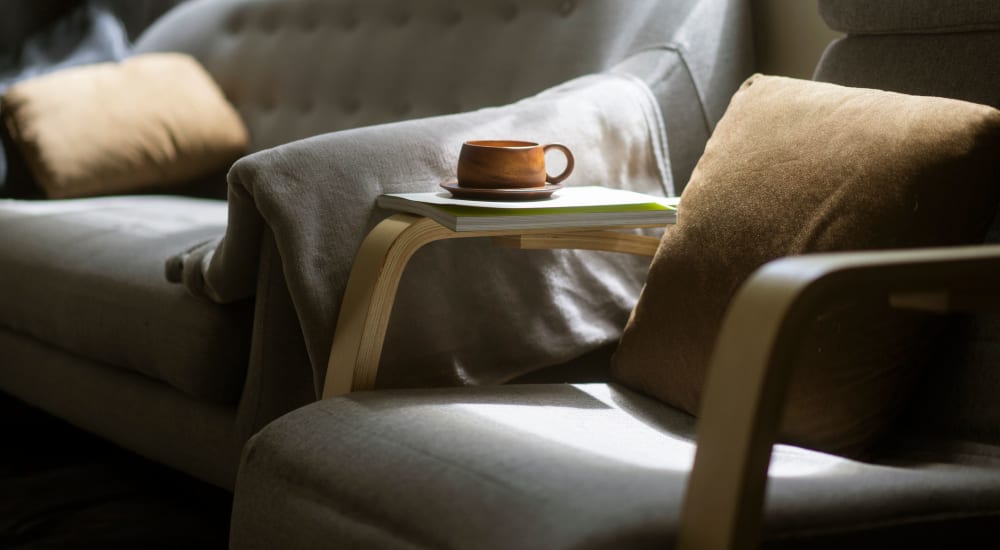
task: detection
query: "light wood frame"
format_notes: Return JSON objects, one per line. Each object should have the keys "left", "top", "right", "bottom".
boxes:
{"left": 323, "top": 212, "right": 1000, "bottom": 549}
{"left": 323, "top": 213, "right": 662, "bottom": 397}
{"left": 678, "top": 244, "right": 1000, "bottom": 549}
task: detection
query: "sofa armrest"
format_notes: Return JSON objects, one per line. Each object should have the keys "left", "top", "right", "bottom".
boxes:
{"left": 678, "top": 244, "right": 1000, "bottom": 550}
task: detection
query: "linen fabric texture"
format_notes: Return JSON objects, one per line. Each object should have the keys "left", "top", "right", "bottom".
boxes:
{"left": 812, "top": 1, "right": 1000, "bottom": 461}
{"left": 0, "top": 196, "right": 249, "bottom": 404}
{"left": 1, "top": 52, "right": 248, "bottom": 199}
{"left": 612, "top": 74, "right": 1000, "bottom": 456}
{"left": 818, "top": 0, "right": 1000, "bottom": 35}
{"left": 232, "top": 383, "right": 1000, "bottom": 549}
{"left": 166, "top": 73, "right": 671, "bottom": 394}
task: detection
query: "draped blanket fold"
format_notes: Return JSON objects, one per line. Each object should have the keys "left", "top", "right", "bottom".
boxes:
{"left": 166, "top": 73, "right": 671, "bottom": 395}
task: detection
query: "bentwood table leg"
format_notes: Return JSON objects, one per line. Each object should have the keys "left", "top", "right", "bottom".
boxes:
{"left": 324, "top": 214, "right": 455, "bottom": 396}
{"left": 323, "top": 214, "right": 661, "bottom": 397}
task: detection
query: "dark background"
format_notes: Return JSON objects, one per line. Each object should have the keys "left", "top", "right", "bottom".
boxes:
{"left": 0, "top": 391, "right": 232, "bottom": 548}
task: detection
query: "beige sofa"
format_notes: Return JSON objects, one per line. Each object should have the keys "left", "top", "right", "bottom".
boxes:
{"left": 0, "top": 0, "right": 753, "bottom": 487}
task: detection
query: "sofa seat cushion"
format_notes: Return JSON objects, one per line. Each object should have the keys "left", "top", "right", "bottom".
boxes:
{"left": 0, "top": 196, "right": 251, "bottom": 404}
{"left": 231, "top": 384, "right": 1000, "bottom": 549}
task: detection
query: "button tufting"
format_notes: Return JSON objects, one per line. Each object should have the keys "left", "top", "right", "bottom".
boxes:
{"left": 343, "top": 98, "right": 361, "bottom": 113}
{"left": 558, "top": 0, "right": 575, "bottom": 16}
{"left": 392, "top": 11, "right": 411, "bottom": 27}
{"left": 394, "top": 102, "right": 413, "bottom": 116}
{"left": 259, "top": 12, "right": 279, "bottom": 33}
{"left": 227, "top": 11, "right": 244, "bottom": 33}
{"left": 300, "top": 13, "right": 318, "bottom": 32}
{"left": 342, "top": 7, "right": 360, "bottom": 31}
{"left": 443, "top": 9, "right": 462, "bottom": 26}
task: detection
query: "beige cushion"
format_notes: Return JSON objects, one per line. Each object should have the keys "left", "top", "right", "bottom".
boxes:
{"left": 612, "top": 74, "right": 1000, "bottom": 456}
{"left": 1, "top": 53, "right": 248, "bottom": 199}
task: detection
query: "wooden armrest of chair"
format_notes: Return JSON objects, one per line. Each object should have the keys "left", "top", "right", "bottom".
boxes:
{"left": 679, "top": 244, "right": 1000, "bottom": 550}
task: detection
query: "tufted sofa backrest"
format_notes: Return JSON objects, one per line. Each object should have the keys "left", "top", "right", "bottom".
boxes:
{"left": 133, "top": 0, "right": 746, "bottom": 155}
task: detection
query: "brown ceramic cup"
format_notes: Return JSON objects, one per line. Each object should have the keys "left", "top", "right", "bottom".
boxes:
{"left": 456, "top": 140, "right": 574, "bottom": 189}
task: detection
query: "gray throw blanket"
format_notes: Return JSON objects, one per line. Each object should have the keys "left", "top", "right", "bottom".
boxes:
{"left": 167, "top": 73, "right": 671, "bottom": 394}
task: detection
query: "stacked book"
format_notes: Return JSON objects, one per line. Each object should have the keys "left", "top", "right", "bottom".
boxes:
{"left": 377, "top": 186, "right": 678, "bottom": 232}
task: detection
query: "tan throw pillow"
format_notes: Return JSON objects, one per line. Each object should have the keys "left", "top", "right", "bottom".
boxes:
{"left": 1, "top": 53, "right": 248, "bottom": 199}
{"left": 612, "top": 74, "right": 1000, "bottom": 456}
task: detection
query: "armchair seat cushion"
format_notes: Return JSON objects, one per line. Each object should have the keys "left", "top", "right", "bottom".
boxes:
{"left": 231, "top": 384, "right": 1000, "bottom": 549}
{"left": 0, "top": 196, "right": 252, "bottom": 404}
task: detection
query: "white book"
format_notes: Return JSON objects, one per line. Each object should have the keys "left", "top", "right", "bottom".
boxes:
{"left": 376, "top": 186, "right": 678, "bottom": 232}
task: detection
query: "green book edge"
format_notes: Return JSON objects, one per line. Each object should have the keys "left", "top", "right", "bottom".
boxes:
{"left": 435, "top": 202, "right": 674, "bottom": 218}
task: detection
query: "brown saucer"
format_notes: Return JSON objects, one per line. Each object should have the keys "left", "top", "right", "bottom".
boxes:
{"left": 440, "top": 180, "right": 562, "bottom": 201}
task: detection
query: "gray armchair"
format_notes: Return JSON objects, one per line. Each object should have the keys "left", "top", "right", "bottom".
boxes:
{"left": 229, "top": 1, "right": 1000, "bottom": 548}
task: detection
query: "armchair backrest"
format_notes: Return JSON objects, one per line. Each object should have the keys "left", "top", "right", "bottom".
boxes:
{"left": 814, "top": 0, "right": 1000, "bottom": 108}
{"left": 813, "top": 0, "right": 1000, "bottom": 452}
{"left": 132, "top": 0, "right": 752, "bottom": 184}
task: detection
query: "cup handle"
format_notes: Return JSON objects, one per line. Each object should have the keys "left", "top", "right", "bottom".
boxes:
{"left": 543, "top": 144, "right": 574, "bottom": 184}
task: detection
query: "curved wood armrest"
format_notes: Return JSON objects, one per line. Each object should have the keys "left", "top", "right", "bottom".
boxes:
{"left": 678, "top": 244, "right": 1000, "bottom": 550}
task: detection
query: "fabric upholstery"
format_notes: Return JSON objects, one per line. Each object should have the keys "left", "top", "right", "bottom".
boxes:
{"left": 167, "top": 73, "right": 669, "bottom": 395}
{"left": 231, "top": 384, "right": 1000, "bottom": 549}
{"left": 99, "top": 0, "right": 189, "bottom": 41}
{"left": 0, "top": 327, "right": 243, "bottom": 489}
{"left": 230, "top": 2, "right": 1000, "bottom": 546}
{"left": 134, "top": 0, "right": 752, "bottom": 188}
{"left": 148, "top": 0, "right": 751, "bottom": 414}
{"left": 1, "top": 53, "right": 248, "bottom": 199}
{"left": 612, "top": 75, "right": 1000, "bottom": 455}
{"left": 0, "top": 196, "right": 251, "bottom": 404}
{"left": 0, "top": 0, "right": 754, "bottom": 486}
{"left": 813, "top": 5, "right": 1000, "bottom": 462}
{"left": 233, "top": 228, "right": 317, "bottom": 440}
{"left": 814, "top": 33, "right": 1000, "bottom": 109}
{"left": 818, "top": 0, "right": 1000, "bottom": 34}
